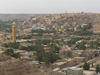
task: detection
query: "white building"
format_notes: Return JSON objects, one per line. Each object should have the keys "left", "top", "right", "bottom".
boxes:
{"left": 67, "top": 67, "right": 83, "bottom": 75}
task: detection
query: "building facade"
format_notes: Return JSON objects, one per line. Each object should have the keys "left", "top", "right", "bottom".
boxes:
{"left": 12, "top": 22, "right": 16, "bottom": 42}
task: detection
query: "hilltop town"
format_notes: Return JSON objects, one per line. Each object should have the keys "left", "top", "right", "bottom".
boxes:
{"left": 0, "top": 12, "right": 100, "bottom": 75}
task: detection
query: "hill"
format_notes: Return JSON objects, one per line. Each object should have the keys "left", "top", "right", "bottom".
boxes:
{"left": 0, "top": 14, "right": 41, "bottom": 19}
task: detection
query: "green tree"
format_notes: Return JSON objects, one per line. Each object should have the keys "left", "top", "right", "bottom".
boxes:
{"left": 4, "top": 48, "right": 20, "bottom": 58}
{"left": 83, "top": 61, "right": 90, "bottom": 70}
{"left": 77, "top": 43, "right": 86, "bottom": 50}
{"left": 92, "top": 63, "right": 93, "bottom": 67}
{"left": 4, "top": 48, "right": 14, "bottom": 55}
{"left": 48, "top": 44, "right": 59, "bottom": 53}
{"left": 2, "top": 43, "right": 8, "bottom": 48}
{"left": 3, "top": 42, "right": 20, "bottom": 49}
{"left": 96, "top": 64, "right": 100, "bottom": 73}
{"left": 90, "top": 44, "right": 94, "bottom": 48}
{"left": 35, "top": 47, "right": 45, "bottom": 63}
{"left": 35, "top": 46, "right": 60, "bottom": 65}
{"left": 19, "top": 45, "right": 26, "bottom": 50}
{"left": 43, "top": 51, "right": 60, "bottom": 65}
{"left": 11, "top": 53, "right": 20, "bottom": 58}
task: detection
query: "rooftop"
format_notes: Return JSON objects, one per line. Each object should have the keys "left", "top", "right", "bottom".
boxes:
{"left": 12, "top": 22, "right": 16, "bottom": 25}
{"left": 68, "top": 67, "right": 83, "bottom": 70}
{"left": 74, "top": 57, "right": 85, "bottom": 59}
{"left": 83, "top": 70, "right": 96, "bottom": 75}
{"left": 53, "top": 62, "right": 67, "bottom": 65}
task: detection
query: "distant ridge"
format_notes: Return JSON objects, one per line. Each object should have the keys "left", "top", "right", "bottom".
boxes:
{"left": 0, "top": 14, "right": 42, "bottom": 19}
{"left": 0, "top": 13, "right": 100, "bottom": 19}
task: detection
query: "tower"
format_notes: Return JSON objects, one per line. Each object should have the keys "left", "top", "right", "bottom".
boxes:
{"left": 12, "top": 22, "right": 16, "bottom": 42}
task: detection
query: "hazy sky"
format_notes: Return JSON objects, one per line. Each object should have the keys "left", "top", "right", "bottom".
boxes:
{"left": 0, "top": 0, "right": 100, "bottom": 14}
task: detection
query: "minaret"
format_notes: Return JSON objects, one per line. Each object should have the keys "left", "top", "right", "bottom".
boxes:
{"left": 12, "top": 22, "right": 16, "bottom": 42}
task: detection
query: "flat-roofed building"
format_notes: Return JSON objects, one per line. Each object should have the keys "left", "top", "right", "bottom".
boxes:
{"left": 67, "top": 67, "right": 83, "bottom": 75}
{"left": 83, "top": 70, "right": 96, "bottom": 75}
{"left": 51, "top": 62, "right": 67, "bottom": 69}
{"left": 74, "top": 57, "right": 86, "bottom": 64}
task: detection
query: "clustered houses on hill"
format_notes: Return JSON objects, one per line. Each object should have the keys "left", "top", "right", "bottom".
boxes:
{"left": 21, "top": 12, "right": 100, "bottom": 33}
{"left": 0, "top": 13, "right": 100, "bottom": 38}
{"left": 51, "top": 49, "right": 100, "bottom": 69}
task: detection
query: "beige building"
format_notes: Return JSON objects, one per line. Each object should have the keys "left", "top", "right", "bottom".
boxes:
{"left": 74, "top": 57, "right": 86, "bottom": 64}
{"left": 83, "top": 70, "right": 96, "bottom": 75}
{"left": 51, "top": 62, "right": 67, "bottom": 69}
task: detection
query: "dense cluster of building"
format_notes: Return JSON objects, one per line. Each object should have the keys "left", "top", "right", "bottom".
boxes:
{"left": 0, "top": 12, "right": 100, "bottom": 75}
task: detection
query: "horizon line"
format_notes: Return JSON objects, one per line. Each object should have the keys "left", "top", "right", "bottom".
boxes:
{"left": 0, "top": 12, "right": 100, "bottom": 14}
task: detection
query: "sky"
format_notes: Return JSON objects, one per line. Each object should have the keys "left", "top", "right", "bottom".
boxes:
{"left": 0, "top": 0, "right": 100, "bottom": 14}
